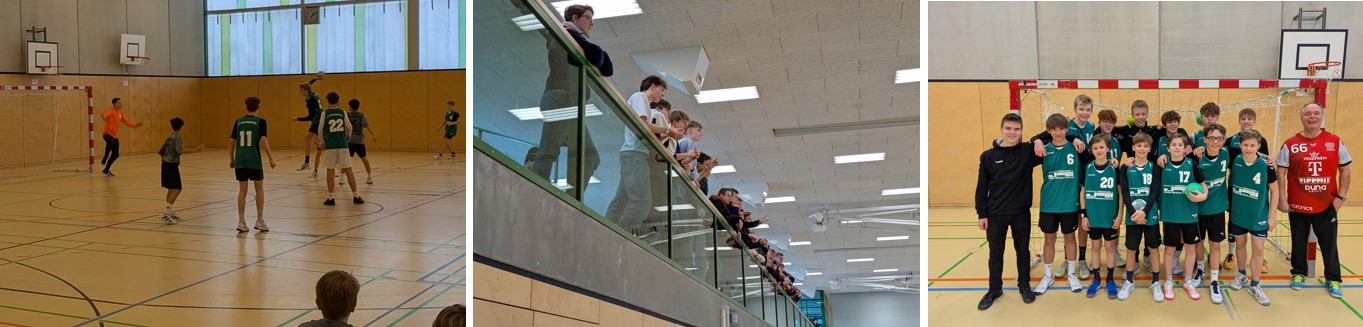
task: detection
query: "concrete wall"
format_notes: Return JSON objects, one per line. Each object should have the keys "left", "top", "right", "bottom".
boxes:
{"left": 3, "top": 0, "right": 205, "bottom": 76}
{"left": 930, "top": 1, "right": 1363, "bottom": 80}
{"left": 473, "top": 150, "right": 775, "bottom": 327}
{"left": 827, "top": 291, "right": 920, "bottom": 327}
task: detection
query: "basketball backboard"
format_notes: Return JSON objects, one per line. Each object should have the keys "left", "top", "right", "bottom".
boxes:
{"left": 1280, "top": 29, "right": 1348, "bottom": 79}
{"left": 120, "top": 34, "right": 147, "bottom": 65}
{"left": 26, "top": 41, "right": 58, "bottom": 75}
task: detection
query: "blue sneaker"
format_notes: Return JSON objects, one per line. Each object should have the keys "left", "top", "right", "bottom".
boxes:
{"left": 1290, "top": 275, "right": 1306, "bottom": 290}
{"left": 1329, "top": 281, "right": 1344, "bottom": 298}
{"left": 1086, "top": 278, "right": 1101, "bottom": 298}
{"left": 1106, "top": 281, "right": 1118, "bottom": 299}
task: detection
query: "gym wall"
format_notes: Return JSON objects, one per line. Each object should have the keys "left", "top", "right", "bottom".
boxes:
{"left": 0, "top": 0, "right": 206, "bottom": 76}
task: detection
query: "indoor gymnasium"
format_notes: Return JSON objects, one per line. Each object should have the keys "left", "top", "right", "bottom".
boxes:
{"left": 929, "top": 2, "right": 1363, "bottom": 325}
{"left": 0, "top": 0, "right": 464, "bottom": 326}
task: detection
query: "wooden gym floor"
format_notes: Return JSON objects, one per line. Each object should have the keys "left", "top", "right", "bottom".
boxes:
{"left": 928, "top": 207, "right": 1363, "bottom": 325}
{"left": 0, "top": 149, "right": 463, "bottom": 326}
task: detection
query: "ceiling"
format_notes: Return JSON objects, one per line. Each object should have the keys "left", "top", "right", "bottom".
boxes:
{"left": 473, "top": 0, "right": 919, "bottom": 294}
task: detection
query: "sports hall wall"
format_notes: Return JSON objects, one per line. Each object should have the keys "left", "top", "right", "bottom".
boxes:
{"left": 0, "top": 0, "right": 206, "bottom": 76}
{"left": 928, "top": 2, "right": 1363, "bottom": 207}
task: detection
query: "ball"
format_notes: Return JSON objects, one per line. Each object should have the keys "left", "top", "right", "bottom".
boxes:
{"left": 1132, "top": 199, "right": 1146, "bottom": 210}
{"left": 1184, "top": 183, "right": 1206, "bottom": 201}
{"left": 1196, "top": 112, "right": 1205, "bottom": 126}
{"left": 1127, "top": 115, "right": 1135, "bottom": 125}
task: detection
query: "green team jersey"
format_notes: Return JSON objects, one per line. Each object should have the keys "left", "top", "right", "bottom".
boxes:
{"left": 1157, "top": 137, "right": 1172, "bottom": 159}
{"left": 1040, "top": 142, "right": 1081, "bottom": 213}
{"left": 1082, "top": 162, "right": 1120, "bottom": 229}
{"left": 306, "top": 93, "right": 322, "bottom": 122}
{"left": 1068, "top": 119, "right": 1096, "bottom": 143}
{"left": 1196, "top": 150, "right": 1230, "bottom": 215}
{"left": 232, "top": 115, "right": 266, "bottom": 169}
{"left": 321, "top": 108, "right": 349, "bottom": 149}
{"left": 1159, "top": 158, "right": 1202, "bottom": 223}
{"left": 1096, "top": 134, "right": 1121, "bottom": 163}
{"left": 1193, "top": 130, "right": 1206, "bottom": 150}
{"left": 1229, "top": 154, "right": 1274, "bottom": 231}
{"left": 1123, "top": 163, "right": 1160, "bottom": 226}
{"left": 444, "top": 110, "right": 459, "bottom": 133}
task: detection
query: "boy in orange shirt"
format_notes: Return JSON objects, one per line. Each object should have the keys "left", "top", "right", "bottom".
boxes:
{"left": 101, "top": 98, "right": 144, "bottom": 176}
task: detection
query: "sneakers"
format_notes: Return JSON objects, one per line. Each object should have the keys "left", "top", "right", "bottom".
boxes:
{"left": 1151, "top": 281, "right": 1166, "bottom": 303}
{"left": 1222, "top": 253, "right": 1236, "bottom": 270}
{"left": 1165, "top": 281, "right": 1176, "bottom": 301}
{"left": 323, "top": 198, "right": 336, "bottom": 206}
{"left": 1086, "top": 278, "right": 1101, "bottom": 298}
{"left": 1172, "top": 260, "right": 1185, "bottom": 276}
{"left": 1106, "top": 281, "right": 1118, "bottom": 299}
{"left": 235, "top": 222, "right": 249, "bottom": 233}
{"left": 1078, "top": 260, "right": 1092, "bottom": 280}
{"left": 1210, "top": 281, "right": 1224, "bottom": 304}
{"left": 366, "top": 176, "right": 374, "bottom": 184}
{"left": 1184, "top": 281, "right": 1201, "bottom": 300}
{"left": 1067, "top": 274, "right": 1082, "bottom": 292}
{"left": 1020, "top": 287, "right": 1036, "bottom": 304}
{"left": 170, "top": 214, "right": 181, "bottom": 223}
{"left": 101, "top": 170, "right": 115, "bottom": 176}
{"left": 1190, "top": 268, "right": 1204, "bottom": 288}
{"left": 298, "top": 162, "right": 310, "bottom": 171}
{"left": 160, "top": 213, "right": 177, "bottom": 225}
{"left": 310, "top": 170, "right": 318, "bottom": 178}
{"left": 353, "top": 196, "right": 365, "bottom": 204}
{"left": 1116, "top": 256, "right": 1126, "bottom": 267}
{"left": 1329, "top": 281, "right": 1344, "bottom": 298}
{"left": 1230, "top": 273, "right": 1248, "bottom": 291}
{"left": 1030, "top": 254, "right": 1042, "bottom": 268}
{"left": 1034, "top": 275, "right": 1055, "bottom": 294}
{"left": 433, "top": 154, "right": 443, "bottom": 160}
{"left": 1249, "top": 285, "right": 1270, "bottom": 306}
{"left": 253, "top": 219, "right": 269, "bottom": 232}
{"left": 1118, "top": 280, "right": 1135, "bottom": 301}
{"left": 1291, "top": 274, "right": 1306, "bottom": 290}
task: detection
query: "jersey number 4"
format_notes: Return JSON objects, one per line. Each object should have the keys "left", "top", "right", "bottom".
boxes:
{"left": 238, "top": 131, "right": 253, "bottom": 147}
{"left": 328, "top": 119, "right": 345, "bottom": 133}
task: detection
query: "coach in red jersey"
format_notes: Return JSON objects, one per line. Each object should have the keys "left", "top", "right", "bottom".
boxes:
{"left": 1276, "top": 102, "right": 1351, "bottom": 297}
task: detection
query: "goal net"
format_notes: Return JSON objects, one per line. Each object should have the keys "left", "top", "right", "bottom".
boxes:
{"left": 1011, "top": 78, "right": 1331, "bottom": 275}
{"left": 0, "top": 86, "right": 94, "bottom": 177}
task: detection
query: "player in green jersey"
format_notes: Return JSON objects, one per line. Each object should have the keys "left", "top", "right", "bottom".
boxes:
{"left": 230, "top": 97, "right": 277, "bottom": 233}
{"left": 318, "top": 92, "right": 364, "bottom": 206}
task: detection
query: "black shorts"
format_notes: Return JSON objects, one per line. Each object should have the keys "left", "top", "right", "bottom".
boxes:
{"left": 1162, "top": 222, "right": 1201, "bottom": 246}
{"left": 234, "top": 168, "right": 264, "bottom": 182}
{"left": 308, "top": 122, "right": 320, "bottom": 135}
{"left": 348, "top": 143, "right": 367, "bottom": 158}
{"left": 1229, "top": 223, "right": 1269, "bottom": 239}
{"left": 1199, "top": 212, "right": 1227, "bottom": 242}
{"left": 1125, "top": 224, "right": 1161, "bottom": 251}
{"left": 161, "top": 162, "right": 182, "bottom": 190}
{"left": 1088, "top": 226, "right": 1119, "bottom": 241}
{"left": 1039, "top": 211, "right": 1079, "bottom": 234}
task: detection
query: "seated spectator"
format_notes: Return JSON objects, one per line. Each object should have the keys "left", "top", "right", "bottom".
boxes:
{"left": 432, "top": 304, "right": 465, "bottom": 327}
{"left": 299, "top": 270, "right": 360, "bottom": 327}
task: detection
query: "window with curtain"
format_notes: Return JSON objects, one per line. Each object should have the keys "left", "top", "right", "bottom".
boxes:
{"left": 307, "top": 1, "right": 407, "bottom": 73}
{"left": 419, "top": 0, "right": 462, "bottom": 69}
{"left": 207, "top": 0, "right": 302, "bottom": 12}
{"left": 206, "top": 9, "right": 304, "bottom": 76}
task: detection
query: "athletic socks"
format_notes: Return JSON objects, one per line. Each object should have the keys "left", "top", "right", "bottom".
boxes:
{"left": 304, "top": 155, "right": 310, "bottom": 164}
{"left": 1152, "top": 272, "right": 1161, "bottom": 283}
{"left": 1067, "top": 260, "right": 1077, "bottom": 275}
{"left": 1250, "top": 280, "right": 1260, "bottom": 287}
{"left": 1078, "top": 246, "right": 1087, "bottom": 261}
{"left": 1239, "top": 269, "right": 1247, "bottom": 276}
{"left": 1106, "top": 268, "right": 1116, "bottom": 282}
{"left": 1210, "top": 270, "right": 1220, "bottom": 283}
{"left": 1044, "top": 264, "right": 1054, "bottom": 277}
{"left": 1125, "top": 270, "right": 1135, "bottom": 282}
{"left": 1197, "top": 260, "right": 1206, "bottom": 272}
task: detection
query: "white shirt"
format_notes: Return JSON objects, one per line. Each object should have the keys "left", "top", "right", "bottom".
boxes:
{"left": 621, "top": 92, "right": 652, "bottom": 153}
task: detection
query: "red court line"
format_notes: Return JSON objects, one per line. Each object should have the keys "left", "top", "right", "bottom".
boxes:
{"left": 0, "top": 322, "right": 34, "bottom": 327}
{"left": 930, "top": 275, "right": 1363, "bottom": 282}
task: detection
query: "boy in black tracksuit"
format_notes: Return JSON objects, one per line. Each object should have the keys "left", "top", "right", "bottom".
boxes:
{"left": 976, "top": 113, "right": 1050, "bottom": 310}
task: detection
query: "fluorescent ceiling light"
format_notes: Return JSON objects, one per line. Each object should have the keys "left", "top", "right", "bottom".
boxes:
{"left": 749, "top": 265, "right": 759, "bottom": 268}
{"left": 840, "top": 220, "right": 864, "bottom": 224}
{"left": 550, "top": 0, "right": 643, "bottom": 19}
{"left": 873, "top": 268, "right": 900, "bottom": 273}
{"left": 882, "top": 188, "right": 920, "bottom": 196}
{"left": 739, "top": 276, "right": 760, "bottom": 280}
{"left": 806, "top": 272, "right": 823, "bottom": 276}
{"left": 511, "top": 14, "right": 545, "bottom": 31}
{"left": 552, "top": 177, "right": 602, "bottom": 189}
{"left": 789, "top": 241, "right": 811, "bottom": 246}
{"left": 753, "top": 224, "right": 769, "bottom": 229}
{"left": 794, "top": 282, "right": 803, "bottom": 286}
{"left": 695, "top": 86, "right": 759, "bottom": 104}
{"left": 876, "top": 236, "right": 910, "bottom": 241}
{"left": 705, "top": 247, "right": 734, "bottom": 251}
{"left": 765, "top": 196, "right": 796, "bottom": 204}
{"left": 847, "top": 258, "right": 875, "bottom": 263}
{"left": 783, "top": 262, "right": 791, "bottom": 266}
{"left": 711, "top": 165, "right": 736, "bottom": 174}
{"left": 835, "top": 153, "right": 885, "bottom": 164}
{"left": 509, "top": 104, "right": 603, "bottom": 122}
{"left": 895, "top": 69, "right": 922, "bottom": 84}
{"left": 653, "top": 204, "right": 696, "bottom": 211}
{"left": 685, "top": 267, "right": 697, "bottom": 271}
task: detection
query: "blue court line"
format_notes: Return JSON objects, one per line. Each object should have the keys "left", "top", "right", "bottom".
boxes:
{"left": 929, "top": 284, "right": 1363, "bottom": 292}
{"left": 418, "top": 253, "right": 465, "bottom": 282}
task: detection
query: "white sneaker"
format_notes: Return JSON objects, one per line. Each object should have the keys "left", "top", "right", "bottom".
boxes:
{"left": 1118, "top": 280, "right": 1135, "bottom": 301}
{"left": 1151, "top": 281, "right": 1165, "bottom": 303}
{"left": 297, "top": 162, "right": 310, "bottom": 171}
{"left": 1172, "top": 251, "right": 1184, "bottom": 276}
{"left": 253, "top": 219, "right": 270, "bottom": 232}
{"left": 1230, "top": 273, "right": 1248, "bottom": 291}
{"left": 1030, "top": 254, "right": 1042, "bottom": 268}
{"left": 366, "top": 176, "right": 373, "bottom": 184}
{"left": 1249, "top": 285, "right": 1270, "bottom": 306}
{"left": 1210, "top": 281, "right": 1224, "bottom": 304}
{"left": 1116, "top": 255, "right": 1127, "bottom": 267}
{"left": 1034, "top": 275, "right": 1055, "bottom": 294}
{"left": 433, "top": 154, "right": 442, "bottom": 160}
{"left": 310, "top": 171, "right": 318, "bottom": 178}
{"left": 1184, "top": 282, "right": 1201, "bottom": 300}
{"left": 1078, "top": 260, "right": 1092, "bottom": 280}
{"left": 1067, "top": 274, "right": 1082, "bottom": 292}
{"left": 159, "top": 213, "right": 176, "bottom": 225}
{"left": 1190, "top": 268, "right": 1204, "bottom": 287}
{"left": 170, "top": 213, "right": 182, "bottom": 222}
{"left": 1164, "top": 281, "right": 1176, "bottom": 301}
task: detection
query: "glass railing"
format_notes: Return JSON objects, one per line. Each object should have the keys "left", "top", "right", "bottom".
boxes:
{"left": 471, "top": 0, "right": 814, "bottom": 325}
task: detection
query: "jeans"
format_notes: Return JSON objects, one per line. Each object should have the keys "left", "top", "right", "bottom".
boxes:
{"left": 606, "top": 151, "right": 653, "bottom": 231}
{"left": 529, "top": 89, "right": 600, "bottom": 191}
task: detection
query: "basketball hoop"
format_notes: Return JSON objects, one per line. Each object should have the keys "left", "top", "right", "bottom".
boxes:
{"left": 127, "top": 56, "right": 150, "bottom": 66}
{"left": 1307, "top": 61, "right": 1343, "bottom": 80}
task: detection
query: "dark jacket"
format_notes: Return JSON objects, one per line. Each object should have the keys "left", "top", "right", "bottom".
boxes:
{"left": 544, "top": 24, "right": 613, "bottom": 93}
{"left": 975, "top": 138, "right": 1043, "bottom": 219}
